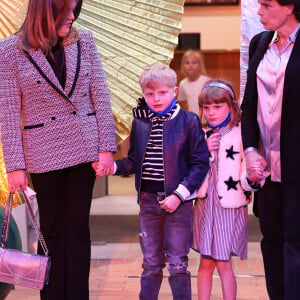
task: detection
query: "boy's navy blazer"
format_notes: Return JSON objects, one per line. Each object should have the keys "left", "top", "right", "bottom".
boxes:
{"left": 0, "top": 28, "right": 117, "bottom": 174}
{"left": 241, "top": 29, "right": 300, "bottom": 184}
{"left": 115, "top": 107, "right": 210, "bottom": 202}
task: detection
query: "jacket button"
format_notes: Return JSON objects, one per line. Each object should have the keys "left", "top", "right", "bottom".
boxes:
{"left": 84, "top": 93, "right": 87, "bottom": 97}
{"left": 51, "top": 116, "right": 56, "bottom": 121}
{"left": 37, "top": 80, "right": 41, "bottom": 84}
{"left": 72, "top": 111, "right": 77, "bottom": 115}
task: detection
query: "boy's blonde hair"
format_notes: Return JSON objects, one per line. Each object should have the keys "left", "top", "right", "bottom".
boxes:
{"left": 199, "top": 78, "right": 241, "bottom": 127}
{"left": 139, "top": 63, "right": 177, "bottom": 91}
{"left": 180, "top": 50, "right": 206, "bottom": 77}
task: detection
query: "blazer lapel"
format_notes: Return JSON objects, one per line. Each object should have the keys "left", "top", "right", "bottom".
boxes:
{"left": 27, "top": 50, "right": 67, "bottom": 96}
{"left": 285, "top": 29, "right": 300, "bottom": 81}
{"left": 24, "top": 41, "right": 81, "bottom": 103}
{"left": 64, "top": 40, "right": 81, "bottom": 99}
{"left": 249, "top": 31, "right": 273, "bottom": 74}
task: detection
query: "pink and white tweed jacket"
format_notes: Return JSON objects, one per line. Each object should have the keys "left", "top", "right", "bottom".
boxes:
{"left": 0, "top": 28, "right": 117, "bottom": 173}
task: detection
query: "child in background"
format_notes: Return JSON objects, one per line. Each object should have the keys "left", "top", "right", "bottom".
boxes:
{"left": 193, "top": 79, "right": 264, "bottom": 300}
{"left": 98, "top": 63, "right": 209, "bottom": 300}
{"left": 177, "top": 50, "right": 210, "bottom": 117}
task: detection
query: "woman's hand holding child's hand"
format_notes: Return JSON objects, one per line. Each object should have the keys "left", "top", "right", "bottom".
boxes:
{"left": 245, "top": 151, "right": 267, "bottom": 181}
{"left": 159, "top": 194, "right": 181, "bottom": 214}
{"left": 92, "top": 152, "right": 114, "bottom": 177}
{"left": 249, "top": 161, "right": 264, "bottom": 178}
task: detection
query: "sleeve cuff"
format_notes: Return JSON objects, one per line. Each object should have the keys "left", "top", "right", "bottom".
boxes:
{"left": 112, "top": 161, "right": 117, "bottom": 175}
{"left": 244, "top": 147, "right": 258, "bottom": 155}
{"left": 173, "top": 184, "right": 191, "bottom": 202}
{"left": 240, "top": 171, "right": 265, "bottom": 191}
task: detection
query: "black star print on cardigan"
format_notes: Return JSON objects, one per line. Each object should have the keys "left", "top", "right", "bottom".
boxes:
{"left": 244, "top": 191, "right": 251, "bottom": 202}
{"left": 224, "top": 176, "right": 239, "bottom": 191}
{"left": 226, "top": 145, "right": 239, "bottom": 160}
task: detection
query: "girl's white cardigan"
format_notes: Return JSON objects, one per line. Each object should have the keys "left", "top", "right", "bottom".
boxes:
{"left": 197, "top": 124, "right": 265, "bottom": 208}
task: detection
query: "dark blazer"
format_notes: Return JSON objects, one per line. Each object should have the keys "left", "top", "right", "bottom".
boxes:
{"left": 241, "top": 30, "right": 300, "bottom": 184}
{"left": 0, "top": 28, "right": 117, "bottom": 174}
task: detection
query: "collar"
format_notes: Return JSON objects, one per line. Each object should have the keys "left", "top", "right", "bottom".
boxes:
{"left": 132, "top": 97, "right": 180, "bottom": 120}
{"left": 61, "top": 27, "right": 79, "bottom": 47}
{"left": 272, "top": 23, "right": 300, "bottom": 45}
{"left": 206, "top": 123, "right": 234, "bottom": 140}
{"left": 218, "top": 123, "right": 234, "bottom": 137}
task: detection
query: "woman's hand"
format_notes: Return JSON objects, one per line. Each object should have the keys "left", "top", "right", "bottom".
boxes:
{"left": 245, "top": 151, "right": 267, "bottom": 181}
{"left": 7, "top": 170, "right": 28, "bottom": 193}
{"left": 207, "top": 132, "right": 221, "bottom": 152}
{"left": 92, "top": 152, "right": 114, "bottom": 177}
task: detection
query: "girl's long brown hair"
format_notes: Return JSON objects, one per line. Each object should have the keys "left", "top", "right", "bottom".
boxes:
{"left": 18, "top": 0, "right": 82, "bottom": 53}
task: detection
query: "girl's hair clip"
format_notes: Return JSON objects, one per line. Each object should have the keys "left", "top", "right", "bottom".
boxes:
{"left": 203, "top": 82, "right": 235, "bottom": 100}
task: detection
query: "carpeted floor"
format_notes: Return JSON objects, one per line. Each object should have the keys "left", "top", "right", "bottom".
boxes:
{"left": 90, "top": 214, "right": 262, "bottom": 244}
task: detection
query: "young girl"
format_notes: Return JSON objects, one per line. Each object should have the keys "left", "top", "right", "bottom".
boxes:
{"left": 193, "top": 79, "right": 264, "bottom": 300}
{"left": 177, "top": 50, "right": 210, "bottom": 117}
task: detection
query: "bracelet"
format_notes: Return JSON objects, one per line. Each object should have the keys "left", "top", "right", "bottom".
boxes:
{"left": 244, "top": 147, "right": 258, "bottom": 155}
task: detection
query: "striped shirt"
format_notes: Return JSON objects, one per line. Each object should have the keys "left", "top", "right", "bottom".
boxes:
{"left": 141, "top": 107, "right": 176, "bottom": 183}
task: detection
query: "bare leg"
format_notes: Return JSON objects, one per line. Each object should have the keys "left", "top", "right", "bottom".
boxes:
{"left": 216, "top": 259, "right": 237, "bottom": 300}
{"left": 197, "top": 257, "right": 216, "bottom": 300}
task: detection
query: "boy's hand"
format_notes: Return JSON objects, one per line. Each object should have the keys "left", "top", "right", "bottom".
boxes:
{"left": 207, "top": 132, "right": 221, "bottom": 152}
{"left": 159, "top": 194, "right": 181, "bottom": 213}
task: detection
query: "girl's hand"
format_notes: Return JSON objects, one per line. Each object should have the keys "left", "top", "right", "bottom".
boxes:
{"left": 207, "top": 132, "right": 221, "bottom": 152}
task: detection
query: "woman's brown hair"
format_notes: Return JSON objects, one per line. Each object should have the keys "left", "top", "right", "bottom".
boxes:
{"left": 199, "top": 78, "right": 241, "bottom": 127}
{"left": 18, "top": 0, "right": 82, "bottom": 53}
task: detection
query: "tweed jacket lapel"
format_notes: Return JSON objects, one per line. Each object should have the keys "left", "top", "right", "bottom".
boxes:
{"left": 29, "top": 49, "right": 65, "bottom": 94}
{"left": 24, "top": 40, "right": 81, "bottom": 103}
{"left": 64, "top": 40, "right": 81, "bottom": 98}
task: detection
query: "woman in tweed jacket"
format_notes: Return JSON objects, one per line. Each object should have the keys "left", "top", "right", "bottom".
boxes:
{"left": 0, "top": 0, "right": 117, "bottom": 299}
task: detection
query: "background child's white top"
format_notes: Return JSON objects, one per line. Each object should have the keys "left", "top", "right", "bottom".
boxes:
{"left": 177, "top": 75, "right": 210, "bottom": 116}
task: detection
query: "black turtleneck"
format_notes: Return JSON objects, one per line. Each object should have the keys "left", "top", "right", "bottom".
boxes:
{"left": 46, "top": 42, "right": 66, "bottom": 89}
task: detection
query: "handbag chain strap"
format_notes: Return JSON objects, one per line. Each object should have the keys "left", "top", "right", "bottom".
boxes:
{"left": 1, "top": 193, "right": 13, "bottom": 248}
{"left": 1, "top": 190, "right": 49, "bottom": 256}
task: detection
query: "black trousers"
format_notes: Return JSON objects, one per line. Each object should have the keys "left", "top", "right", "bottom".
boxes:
{"left": 30, "top": 163, "right": 95, "bottom": 300}
{"left": 256, "top": 177, "right": 300, "bottom": 300}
